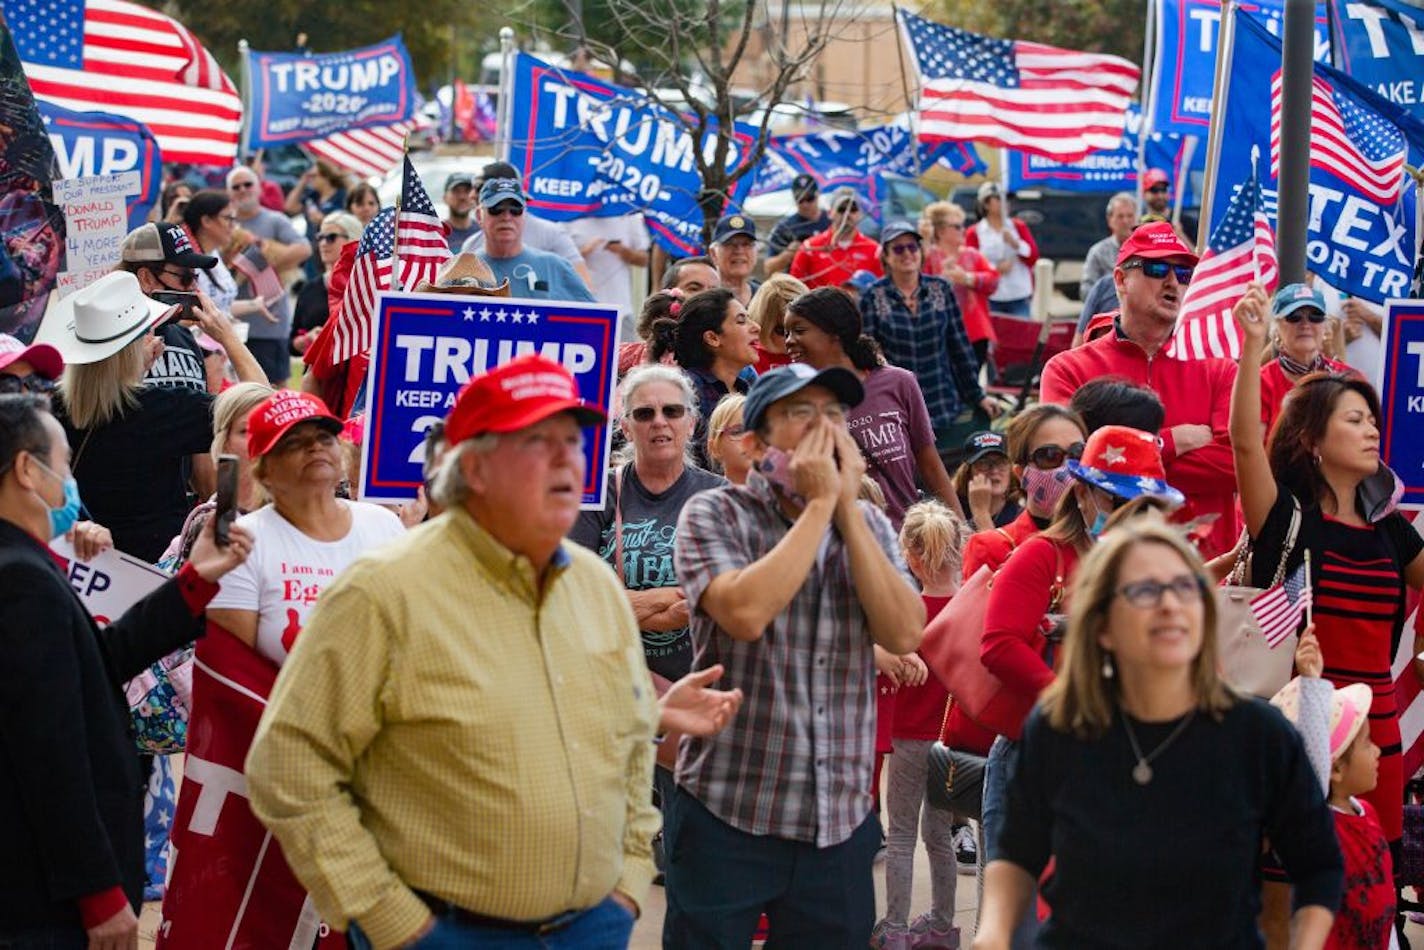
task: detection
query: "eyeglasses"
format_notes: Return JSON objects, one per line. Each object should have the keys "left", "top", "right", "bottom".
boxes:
{"left": 1282, "top": 309, "right": 1327, "bottom": 324}
{"left": 943, "top": 222, "right": 964, "bottom": 231}
{"left": 887, "top": 241, "right": 921, "bottom": 256}
{"left": 1028, "top": 442, "right": 1085, "bottom": 470}
{"left": 797, "top": 193, "right": 819, "bottom": 203}
{"left": 317, "top": 233, "right": 345, "bottom": 244}
{"left": 0, "top": 373, "right": 55, "bottom": 394}
{"left": 230, "top": 181, "right": 255, "bottom": 191}
{"left": 160, "top": 266, "right": 198, "bottom": 289}
{"left": 629, "top": 404, "right": 689, "bottom": 422}
{"left": 1117, "top": 574, "right": 1203, "bottom": 609}
{"left": 778, "top": 401, "right": 848, "bottom": 425}
{"left": 835, "top": 203, "right": 860, "bottom": 215}
{"left": 1147, "top": 185, "right": 1169, "bottom": 194}
{"left": 488, "top": 204, "right": 524, "bottom": 217}
{"left": 970, "top": 455, "right": 1010, "bottom": 473}
{"left": 1122, "top": 260, "right": 1193, "bottom": 284}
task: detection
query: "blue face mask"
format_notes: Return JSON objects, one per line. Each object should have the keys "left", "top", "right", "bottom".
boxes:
{"left": 1088, "top": 510, "right": 1110, "bottom": 541}
{"left": 32, "top": 458, "right": 83, "bottom": 540}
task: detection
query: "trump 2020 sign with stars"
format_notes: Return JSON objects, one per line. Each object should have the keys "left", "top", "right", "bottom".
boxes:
{"left": 360, "top": 290, "right": 620, "bottom": 507}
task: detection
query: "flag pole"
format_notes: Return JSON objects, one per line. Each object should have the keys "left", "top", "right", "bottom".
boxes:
{"left": 891, "top": 6, "right": 924, "bottom": 182}
{"left": 495, "top": 27, "right": 516, "bottom": 164}
{"left": 1275, "top": 0, "right": 1317, "bottom": 285}
{"left": 1137, "top": 0, "right": 1157, "bottom": 211}
{"left": 1197, "top": 0, "right": 1238, "bottom": 257}
{"left": 391, "top": 135, "right": 409, "bottom": 292}
{"left": 237, "top": 39, "right": 251, "bottom": 160}
{"left": 1303, "top": 549, "right": 1312, "bottom": 628}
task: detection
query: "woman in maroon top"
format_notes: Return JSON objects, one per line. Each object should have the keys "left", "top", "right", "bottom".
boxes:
{"left": 962, "top": 404, "right": 1086, "bottom": 579}
{"left": 978, "top": 424, "right": 1184, "bottom": 946}
{"left": 1232, "top": 283, "right": 1424, "bottom": 856}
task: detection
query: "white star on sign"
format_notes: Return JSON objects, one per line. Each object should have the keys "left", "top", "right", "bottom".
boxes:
{"left": 463, "top": 307, "right": 475, "bottom": 321}
{"left": 479, "top": 307, "right": 492, "bottom": 321}
{"left": 510, "top": 309, "right": 524, "bottom": 324}
{"left": 1103, "top": 445, "right": 1126, "bottom": 465}
{"left": 495, "top": 309, "right": 508, "bottom": 322}
{"left": 525, "top": 309, "right": 540, "bottom": 324}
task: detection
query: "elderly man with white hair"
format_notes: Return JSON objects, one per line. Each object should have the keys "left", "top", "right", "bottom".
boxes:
{"left": 225, "top": 165, "right": 311, "bottom": 385}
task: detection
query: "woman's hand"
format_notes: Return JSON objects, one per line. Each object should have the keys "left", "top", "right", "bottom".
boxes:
{"left": 899, "top": 652, "right": 929, "bottom": 688}
{"left": 187, "top": 519, "right": 254, "bottom": 583}
{"left": 1295, "top": 625, "right": 1322, "bottom": 679}
{"left": 66, "top": 521, "right": 113, "bottom": 562}
{"left": 395, "top": 488, "right": 428, "bottom": 529}
{"left": 1232, "top": 282, "right": 1271, "bottom": 353}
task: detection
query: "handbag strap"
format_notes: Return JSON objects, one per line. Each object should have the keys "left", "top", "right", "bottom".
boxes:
{"left": 1269, "top": 495, "right": 1303, "bottom": 588}
{"left": 1046, "top": 541, "right": 1066, "bottom": 612}
{"left": 612, "top": 463, "right": 629, "bottom": 581}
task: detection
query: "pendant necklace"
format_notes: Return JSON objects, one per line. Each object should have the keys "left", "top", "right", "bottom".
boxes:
{"left": 1121, "top": 709, "right": 1196, "bottom": 785}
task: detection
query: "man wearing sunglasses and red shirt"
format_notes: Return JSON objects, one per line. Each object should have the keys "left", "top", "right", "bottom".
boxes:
{"left": 1040, "top": 221, "right": 1241, "bottom": 559}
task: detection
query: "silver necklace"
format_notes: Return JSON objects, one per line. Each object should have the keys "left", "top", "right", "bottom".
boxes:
{"left": 1121, "top": 710, "right": 1196, "bottom": 785}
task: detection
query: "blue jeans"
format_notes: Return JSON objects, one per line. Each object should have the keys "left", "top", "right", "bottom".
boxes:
{"left": 662, "top": 784, "right": 878, "bottom": 949}
{"left": 0, "top": 928, "right": 86, "bottom": 950}
{"left": 993, "top": 297, "right": 1032, "bottom": 318}
{"left": 980, "top": 735, "right": 1040, "bottom": 950}
{"left": 348, "top": 895, "right": 634, "bottom": 949}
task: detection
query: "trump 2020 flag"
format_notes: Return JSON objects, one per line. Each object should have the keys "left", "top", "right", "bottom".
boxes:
{"left": 1250, "top": 564, "right": 1311, "bottom": 648}
{"left": 1212, "top": 9, "right": 1424, "bottom": 303}
{"left": 897, "top": 9, "right": 1139, "bottom": 162}
{"left": 3, "top": 0, "right": 241, "bottom": 165}
{"left": 1167, "top": 163, "right": 1278, "bottom": 361}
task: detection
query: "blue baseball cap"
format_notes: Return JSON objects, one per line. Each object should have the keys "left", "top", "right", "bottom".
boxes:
{"left": 842, "top": 269, "right": 878, "bottom": 293}
{"left": 479, "top": 177, "right": 526, "bottom": 210}
{"left": 742, "top": 363, "right": 864, "bottom": 433}
{"left": 712, "top": 213, "right": 757, "bottom": 243}
{"left": 1272, "top": 282, "right": 1327, "bottom": 319}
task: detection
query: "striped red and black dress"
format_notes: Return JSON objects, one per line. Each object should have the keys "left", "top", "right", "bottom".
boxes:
{"left": 1314, "top": 514, "right": 1405, "bottom": 843}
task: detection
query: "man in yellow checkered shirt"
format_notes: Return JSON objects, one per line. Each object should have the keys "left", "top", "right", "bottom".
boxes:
{"left": 247, "top": 354, "right": 665, "bottom": 950}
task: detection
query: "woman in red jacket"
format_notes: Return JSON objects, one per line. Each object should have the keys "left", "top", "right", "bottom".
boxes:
{"left": 978, "top": 424, "right": 1184, "bottom": 948}
{"left": 1259, "top": 282, "right": 1357, "bottom": 440}
{"left": 962, "top": 404, "right": 1086, "bottom": 578}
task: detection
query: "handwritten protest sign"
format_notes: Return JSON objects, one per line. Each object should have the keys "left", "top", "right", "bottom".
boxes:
{"left": 52, "top": 171, "right": 141, "bottom": 297}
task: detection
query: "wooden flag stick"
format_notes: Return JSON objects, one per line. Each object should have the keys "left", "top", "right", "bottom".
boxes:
{"left": 1303, "top": 549, "right": 1312, "bottom": 628}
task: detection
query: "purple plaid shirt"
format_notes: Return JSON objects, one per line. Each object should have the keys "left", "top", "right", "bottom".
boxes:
{"left": 673, "top": 471, "right": 914, "bottom": 846}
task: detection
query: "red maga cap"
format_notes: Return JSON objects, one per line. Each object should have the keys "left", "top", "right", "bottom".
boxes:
{"left": 1115, "top": 221, "right": 1198, "bottom": 267}
{"left": 247, "top": 390, "right": 343, "bottom": 458}
{"left": 444, "top": 353, "right": 606, "bottom": 444}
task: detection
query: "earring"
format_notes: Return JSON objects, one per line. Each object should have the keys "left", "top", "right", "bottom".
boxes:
{"left": 1102, "top": 654, "right": 1115, "bottom": 679}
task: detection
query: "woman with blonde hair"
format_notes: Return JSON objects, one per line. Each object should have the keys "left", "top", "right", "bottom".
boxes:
{"left": 973, "top": 516, "right": 1341, "bottom": 950}
{"left": 748, "top": 272, "right": 808, "bottom": 374}
{"left": 921, "top": 201, "right": 999, "bottom": 369}
{"left": 705, "top": 393, "right": 751, "bottom": 484}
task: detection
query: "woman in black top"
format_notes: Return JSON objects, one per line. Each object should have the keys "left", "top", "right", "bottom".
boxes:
{"left": 975, "top": 516, "right": 1341, "bottom": 950}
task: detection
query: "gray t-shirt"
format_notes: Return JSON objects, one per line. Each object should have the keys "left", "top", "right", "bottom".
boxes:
{"left": 479, "top": 246, "right": 595, "bottom": 302}
{"left": 570, "top": 463, "right": 726, "bottom": 680}
{"left": 235, "top": 208, "right": 303, "bottom": 340}
{"left": 461, "top": 214, "right": 584, "bottom": 268}
{"left": 1080, "top": 234, "right": 1121, "bottom": 299}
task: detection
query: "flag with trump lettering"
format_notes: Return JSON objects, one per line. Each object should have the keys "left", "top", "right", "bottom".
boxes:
{"left": 2, "top": 0, "right": 241, "bottom": 165}
{"left": 1213, "top": 9, "right": 1424, "bottom": 303}
{"left": 1167, "top": 167, "right": 1277, "bottom": 361}
{"left": 897, "top": 9, "right": 1139, "bottom": 162}
{"left": 329, "top": 156, "right": 450, "bottom": 362}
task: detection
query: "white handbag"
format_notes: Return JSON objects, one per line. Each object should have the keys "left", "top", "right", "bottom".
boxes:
{"left": 1216, "top": 496, "right": 1302, "bottom": 698}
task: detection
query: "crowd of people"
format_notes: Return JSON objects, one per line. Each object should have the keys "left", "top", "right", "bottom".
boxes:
{"left": 0, "top": 143, "right": 1421, "bottom": 950}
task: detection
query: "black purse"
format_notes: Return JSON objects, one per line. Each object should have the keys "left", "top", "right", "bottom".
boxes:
{"left": 926, "top": 741, "right": 986, "bottom": 819}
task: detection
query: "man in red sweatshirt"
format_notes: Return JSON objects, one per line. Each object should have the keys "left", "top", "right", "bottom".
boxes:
{"left": 1039, "top": 222, "right": 1239, "bottom": 558}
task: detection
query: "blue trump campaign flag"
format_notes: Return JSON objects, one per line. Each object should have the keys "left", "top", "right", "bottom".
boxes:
{"left": 244, "top": 35, "right": 417, "bottom": 150}
{"left": 359, "top": 292, "right": 619, "bottom": 508}
{"left": 507, "top": 52, "right": 757, "bottom": 256}
{"left": 1329, "top": 0, "right": 1424, "bottom": 125}
{"left": 1213, "top": 9, "right": 1424, "bottom": 302}
{"left": 1375, "top": 300, "right": 1424, "bottom": 508}
{"left": 1005, "top": 102, "right": 1206, "bottom": 205}
{"left": 39, "top": 101, "right": 159, "bottom": 229}
{"left": 1148, "top": 0, "right": 1330, "bottom": 137}
{"left": 749, "top": 123, "right": 985, "bottom": 201}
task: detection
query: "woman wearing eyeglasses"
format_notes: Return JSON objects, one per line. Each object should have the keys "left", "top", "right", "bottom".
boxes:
{"left": 1259, "top": 282, "right": 1358, "bottom": 438}
{"left": 861, "top": 220, "right": 1001, "bottom": 463}
{"left": 962, "top": 405, "right": 1087, "bottom": 578}
{"left": 973, "top": 516, "right": 1341, "bottom": 950}
{"left": 977, "top": 425, "right": 1185, "bottom": 947}
{"left": 291, "top": 212, "right": 363, "bottom": 357}
{"left": 782, "top": 286, "right": 959, "bottom": 530}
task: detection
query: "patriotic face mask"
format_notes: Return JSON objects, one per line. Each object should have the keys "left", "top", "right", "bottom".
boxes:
{"left": 1021, "top": 464, "right": 1073, "bottom": 516}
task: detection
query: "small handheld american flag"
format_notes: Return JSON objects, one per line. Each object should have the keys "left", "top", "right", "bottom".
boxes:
{"left": 1250, "top": 563, "right": 1312, "bottom": 649}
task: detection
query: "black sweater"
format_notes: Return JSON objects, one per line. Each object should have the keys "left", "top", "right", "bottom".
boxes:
{"left": 1001, "top": 698, "right": 1342, "bottom": 949}
{"left": 0, "top": 519, "right": 207, "bottom": 931}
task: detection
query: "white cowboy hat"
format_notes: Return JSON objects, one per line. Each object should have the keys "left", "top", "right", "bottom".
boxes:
{"left": 49, "top": 271, "right": 172, "bottom": 365}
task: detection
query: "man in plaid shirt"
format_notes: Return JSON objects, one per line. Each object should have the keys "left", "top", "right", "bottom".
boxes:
{"left": 670, "top": 363, "right": 925, "bottom": 946}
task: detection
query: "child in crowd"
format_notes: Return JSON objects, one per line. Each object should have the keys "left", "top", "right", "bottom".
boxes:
{"left": 873, "top": 499, "right": 972, "bottom": 950}
{"left": 1272, "top": 629, "right": 1394, "bottom": 950}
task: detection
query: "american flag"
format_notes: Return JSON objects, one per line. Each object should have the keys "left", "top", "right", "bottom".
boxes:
{"left": 307, "top": 120, "right": 417, "bottom": 180}
{"left": 897, "top": 9, "right": 1138, "bottom": 162}
{"left": 1166, "top": 171, "right": 1278, "bottom": 361}
{"left": 330, "top": 156, "right": 451, "bottom": 363}
{"left": 1270, "top": 71, "right": 1407, "bottom": 207}
{"left": 1250, "top": 563, "right": 1311, "bottom": 649}
{"left": 4, "top": 0, "right": 241, "bottom": 165}
{"left": 1391, "top": 510, "right": 1424, "bottom": 779}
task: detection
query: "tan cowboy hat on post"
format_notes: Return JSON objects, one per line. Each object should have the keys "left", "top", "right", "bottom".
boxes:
{"left": 47, "top": 271, "right": 173, "bottom": 365}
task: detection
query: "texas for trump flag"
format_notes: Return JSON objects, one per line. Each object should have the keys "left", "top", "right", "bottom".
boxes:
{"left": 1167, "top": 165, "right": 1278, "bottom": 361}
{"left": 897, "top": 9, "right": 1139, "bottom": 162}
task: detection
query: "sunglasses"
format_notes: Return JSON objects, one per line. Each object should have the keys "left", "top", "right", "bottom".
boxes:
{"left": 230, "top": 181, "right": 255, "bottom": 191}
{"left": 887, "top": 241, "right": 921, "bottom": 256}
{"left": 629, "top": 404, "right": 688, "bottom": 422}
{"left": 1028, "top": 442, "right": 1085, "bottom": 469}
{"left": 1282, "top": 309, "right": 1327, "bottom": 324}
{"left": 488, "top": 204, "right": 524, "bottom": 217}
{"left": 1147, "top": 185, "right": 1169, "bottom": 194}
{"left": 0, "top": 373, "right": 55, "bottom": 394}
{"left": 160, "top": 266, "right": 198, "bottom": 289}
{"left": 1123, "top": 259, "right": 1193, "bottom": 284}
{"left": 835, "top": 203, "right": 860, "bottom": 215}
{"left": 317, "top": 233, "right": 345, "bottom": 244}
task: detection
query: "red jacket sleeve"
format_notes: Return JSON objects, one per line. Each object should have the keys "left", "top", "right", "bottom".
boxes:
{"left": 963, "top": 529, "right": 1010, "bottom": 580}
{"left": 1037, "top": 350, "right": 1079, "bottom": 406}
{"left": 965, "top": 227, "right": 981, "bottom": 251}
{"left": 968, "top": 249, "right": 1000, "bottom": 296}
{"left": 1014, "top": 219, "right": 1040, "bottom": 266}
{"left": 981, "top": 538, "right": 1059, "bottom": 701}
{"left": 1159, "top": 359, "right": 1237, "bottom": 494}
